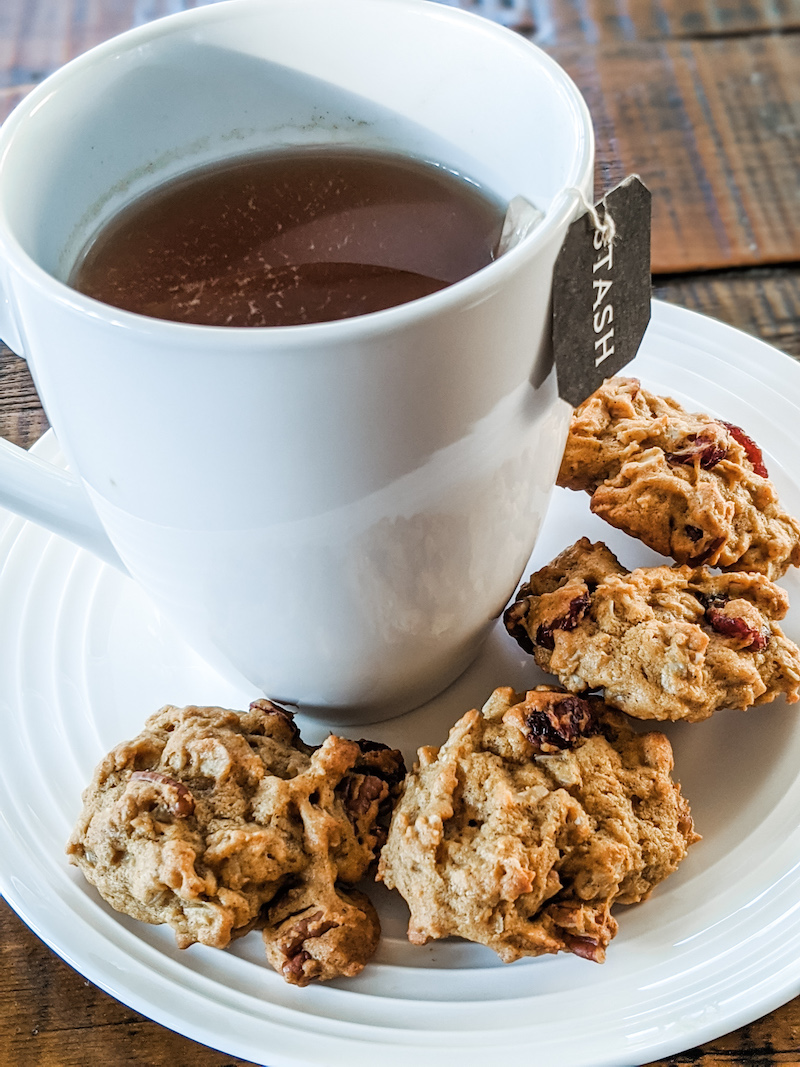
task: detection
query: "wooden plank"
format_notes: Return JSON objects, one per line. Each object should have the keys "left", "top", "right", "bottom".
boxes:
{"left": 530, "top": 0, "right": 800, "bottom": 45}
{"left": 0, "top": 898, "right": 257, "bottom": 1067}
{"left": 3, "top": 890, "right": 800, "bottom": 1067}
{"left": 549, "top": 34, "right": 800, "bottom": 272}
{"left": 653, "top": 266, "right": 800, "bottom": 358}
{"left": 0, "top": 346, "right": 49, "bottom": 449}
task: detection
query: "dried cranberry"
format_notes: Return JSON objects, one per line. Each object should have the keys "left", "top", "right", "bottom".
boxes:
{"left": 535, "top": 592, "right": 591, "bottom": 651}
{"left": 666, "top": 433, "right": 726, "bottom": 470}
{"left": 721, "top": 421, "right": 768, "bottom": 478}
{"left": 524, "top": 695, "right": 595, "bottom": 753}
{"left": 503, "top": 598, "right": 535, "bottom": 654}
{"left": 686, "top": 536, "right": 726, "bottom": 567}
{"left": 706, "top": 607, "right": 768, "bottom": 651}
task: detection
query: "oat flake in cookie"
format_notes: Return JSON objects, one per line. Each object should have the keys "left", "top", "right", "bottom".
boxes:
{"left": 557, "top": 376, "right": 800, "bottom": 579}
{"left": 378, "top": 686, "right": 698, "bottom": 964}
{"left": 66, "top": 700, "right": 404, "bottom": 986}
{"left": 504, "top": 538, "right": 800, "bottom": 722}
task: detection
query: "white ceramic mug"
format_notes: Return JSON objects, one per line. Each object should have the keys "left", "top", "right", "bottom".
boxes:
{"left": 0, "top": 0, "right": 593, "bottom": 723}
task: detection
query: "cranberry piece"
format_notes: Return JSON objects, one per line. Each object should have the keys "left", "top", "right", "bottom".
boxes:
{"left": 686, "top": 536, "right": 726, "bottom": 567}
{"left": 721, "top": 421, "right": 768, "bottom": 478}
{"left": 706, "top": 607, "right": 768, "bottom": 651}
{"left": 523, "top": 695, "right": 595, "bottom": 753}
{"left": 666, "top": 433, "right": 726, "bottom": 470}
{"left": 535, "top": 592, "right": 591, "bottom": 650}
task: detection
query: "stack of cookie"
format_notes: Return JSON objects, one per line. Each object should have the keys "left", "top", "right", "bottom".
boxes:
{"left": 69, "top": 379, "right": 800, "bottom": 981}
{"left": 379, "top": 377, "right": 800, "bottom": 965}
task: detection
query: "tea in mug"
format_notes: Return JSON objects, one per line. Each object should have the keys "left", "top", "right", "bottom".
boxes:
{"left": 70, "top": 147, "right": 506, "bottom": 327}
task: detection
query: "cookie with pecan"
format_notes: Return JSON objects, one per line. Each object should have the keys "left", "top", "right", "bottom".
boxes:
{"left": 378, "top": 686, "right": 698, "bottom": 964}
{"left": 504, "top": 538, "right": 800, "bottom": 722}
{"left": 557, "top": 376, "right": 800, "bottom": 579}
{"left": 66, "top": 700, "right": 404, "bottom": 984}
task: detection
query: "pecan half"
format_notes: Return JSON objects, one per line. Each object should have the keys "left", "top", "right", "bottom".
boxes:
{"left": 523, "top": 694, "right": 596, "bottom": 753}
{"left": 535, "top": 592, "right": 591, "bottom": 651}
{"left": 130, "top": 770, "right": 195, "bottom": 817}
{"left": 721, "top": 421, "right": 768, "bottom": 478}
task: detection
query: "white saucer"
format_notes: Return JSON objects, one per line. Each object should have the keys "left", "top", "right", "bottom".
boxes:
{"left": 3, "top": 299, "right": 800, "bottom": 1067}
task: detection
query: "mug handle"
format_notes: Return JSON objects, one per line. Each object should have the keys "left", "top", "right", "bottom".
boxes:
{"left": 0, "top": 298, "right": 124, "bottom": 570}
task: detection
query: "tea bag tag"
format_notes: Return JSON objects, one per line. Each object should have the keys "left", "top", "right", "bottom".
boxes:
{"left": 551, "top": 175, "right": 651, "bottom": 408}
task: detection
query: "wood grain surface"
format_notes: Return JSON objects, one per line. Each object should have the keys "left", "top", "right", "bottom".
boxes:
{"left": 1, "top": 0, "right": 800, "bottom": 1065}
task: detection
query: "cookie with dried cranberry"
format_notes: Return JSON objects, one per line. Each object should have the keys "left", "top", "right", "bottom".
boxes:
{"left": 67, "top": 700, "right": 404, "bottom": 984}
{"left": 504, "top": 537, "right": 800, "bottom": 722}
{"left": 557, "top": 376, "right": 800, "bottom": 579}
{"left": 378, "top": 686, "right": 698, "bottom": 964}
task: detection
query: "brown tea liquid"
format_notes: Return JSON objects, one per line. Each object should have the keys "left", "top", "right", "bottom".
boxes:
{"left": 70, "top": 148, "right": 505, "bottom": 327}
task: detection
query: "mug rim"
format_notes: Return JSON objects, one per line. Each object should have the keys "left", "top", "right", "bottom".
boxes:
{"left": 0, "top": 0, "right": 595, "bottom": 346}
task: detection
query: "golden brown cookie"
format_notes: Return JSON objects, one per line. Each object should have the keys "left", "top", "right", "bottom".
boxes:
{"left": 66, "top": 700, "right": 404, "bottom": 984}
{"left": 378, "top": 686, "right": 698, "bottom": 964}
{"left": 557, "top": 376, "right": 800, "bottom": 579}
{"left": 504, "top": 538, "right": 800, "bottom": 722}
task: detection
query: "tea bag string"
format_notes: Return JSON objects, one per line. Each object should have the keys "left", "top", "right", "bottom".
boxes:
{"left": 572, "top": 188, "right": 616, "bottom": 247}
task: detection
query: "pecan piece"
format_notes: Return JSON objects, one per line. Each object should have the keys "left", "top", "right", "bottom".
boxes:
{"left": 129, "top": 770, "right": 195, "bottom": 818}
{"left": 563, "top": 934, "right": 603, "bottom": 962}
{"left": 721, "top": 420, "right": 768, "bottom": 478}
{"left": 250, "top": 697, "right": 298, "bottom": 729}
{"left": 535, "top": 592, "right": 591, "bottom": 651}
{"left": 523, "top": 694, "right": 596, "bottom": 753}
{"left": 283, "top": 949, "right": 314, "bottom": 984}
{"left": 278, "top": 910, "right": 339, "bottom": 986}
{"left": 354, "top": 740, "right": 407, "bottom": 791}
{"left": 343, "top": 774, "right": 387, "bottom": 815}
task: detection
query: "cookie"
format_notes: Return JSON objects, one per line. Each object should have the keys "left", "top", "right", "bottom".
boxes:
{"left": 378, "top": 686, "right": 698, "bottom": 964}
{"left": 557, "top": 376, "right": 800, "bottom": 579}
{"left": 66, "top": 700, "right": 404, "bottom": 985}
{"left": 504, "top": 537, "right": 800, "bottom": 722}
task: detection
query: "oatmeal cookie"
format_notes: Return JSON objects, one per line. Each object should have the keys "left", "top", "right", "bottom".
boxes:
{"left": 504, "top": 538, "right": 800, "bottom": 722}
{"left": 557, "top": 376, "right": 800, "bottom": 579}
{"left": 378, "top": 686, "right": 698, "bottom": 963}
{"left": 66, "top": 700, "right": 404, "bottom": 984}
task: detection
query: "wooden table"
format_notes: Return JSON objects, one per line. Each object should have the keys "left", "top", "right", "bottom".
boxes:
{"left": 2, "top": 1, "right": 800, "bottom": 1064}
